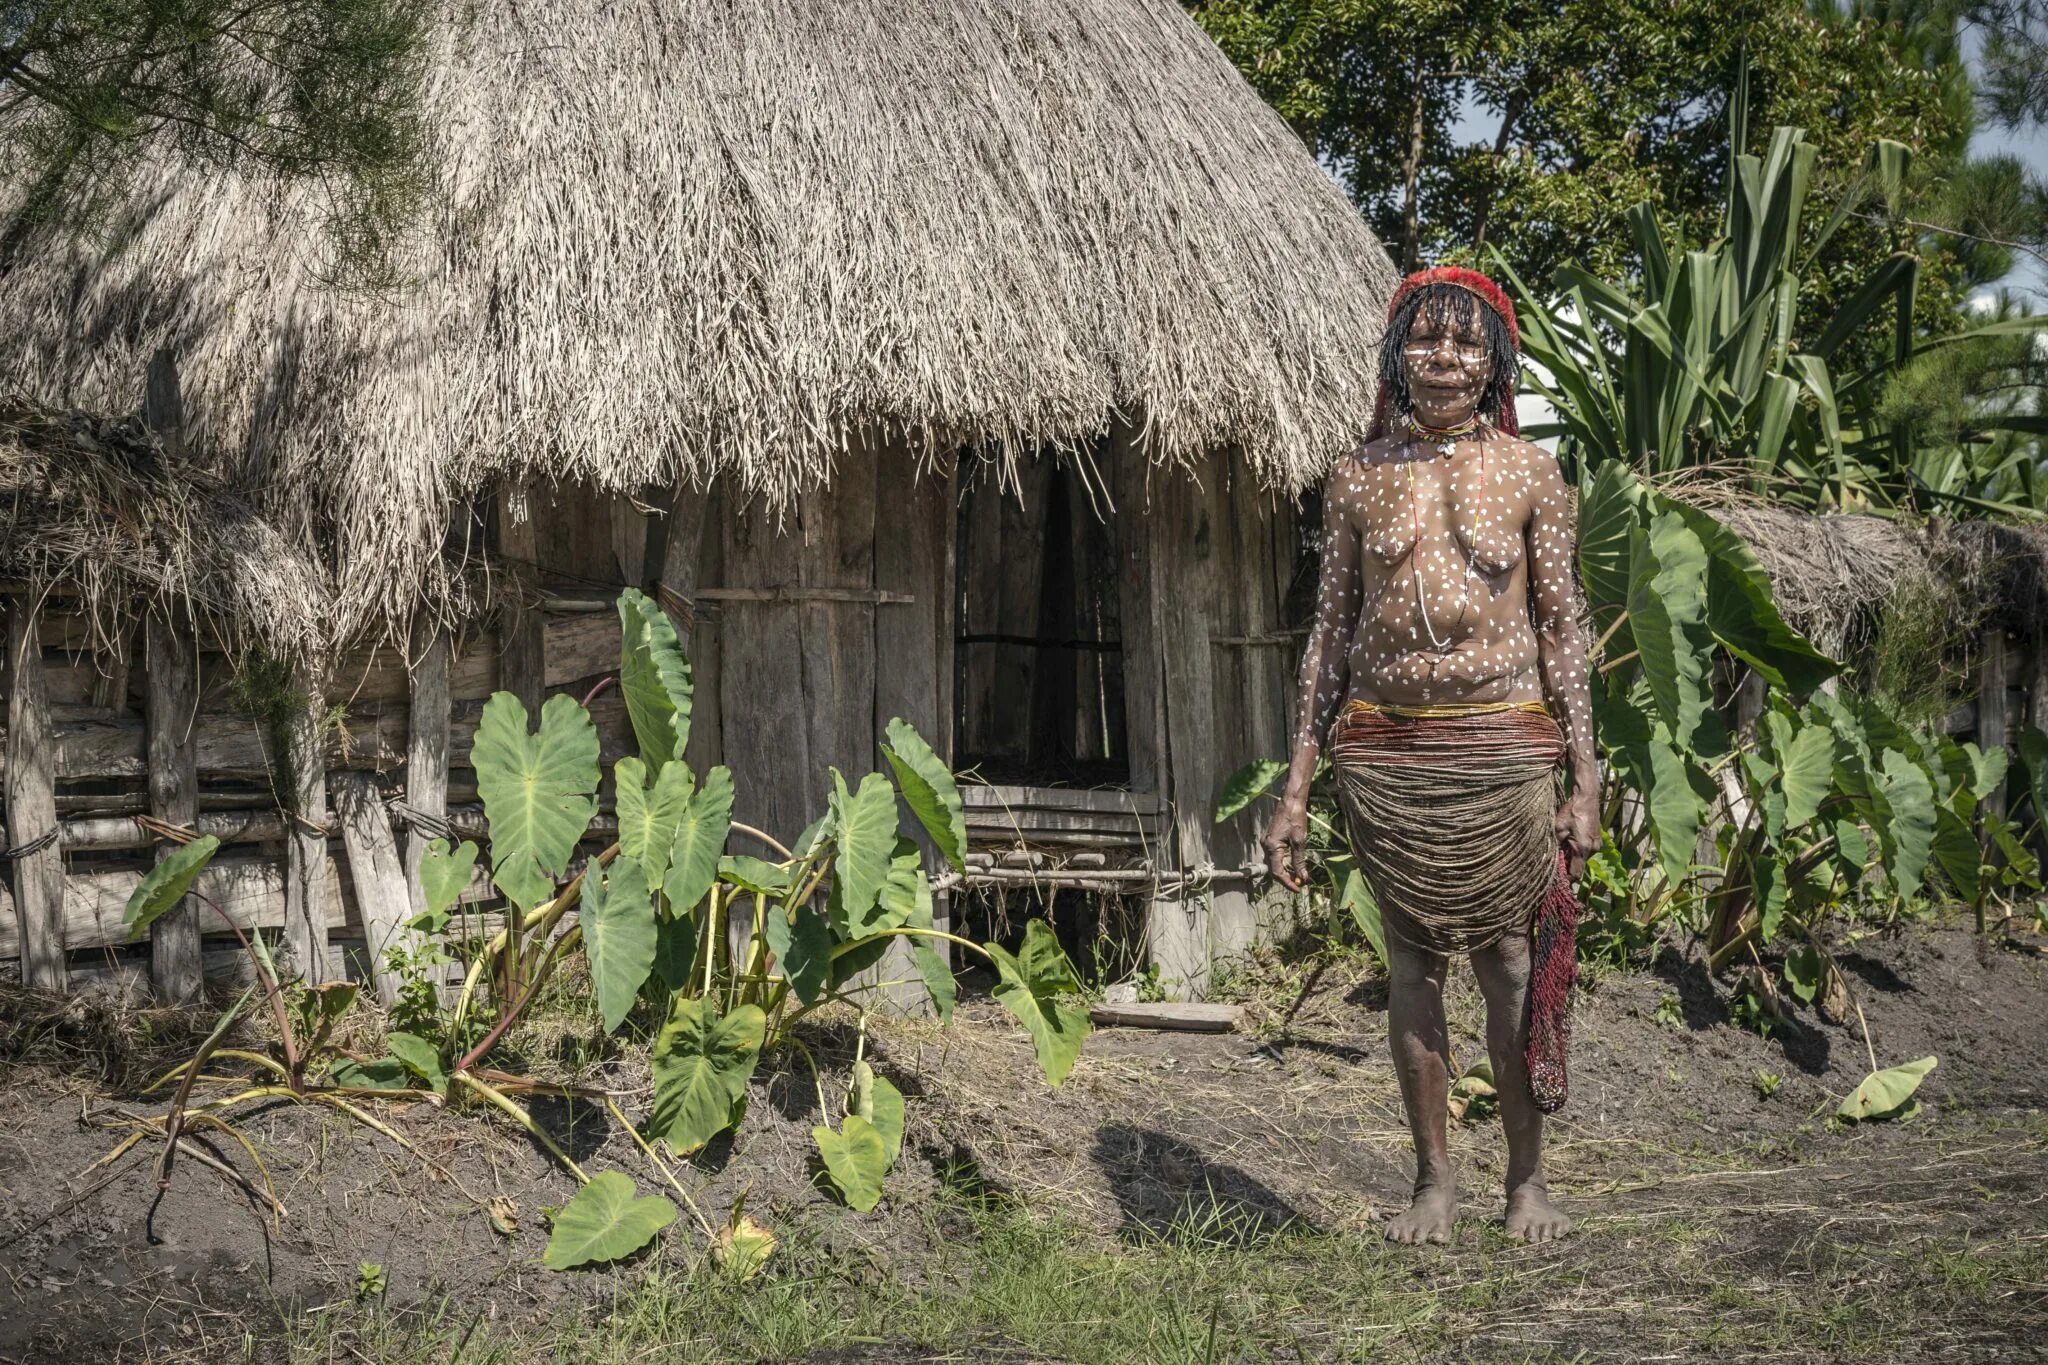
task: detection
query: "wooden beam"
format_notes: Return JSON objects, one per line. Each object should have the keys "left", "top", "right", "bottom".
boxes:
{"left": 281, "top": 676, "right": 331, "bottom": 981}
{"left": 62, "top": 809, "right": 295, "bottom": 851}
{"left": 145, "top": 617, "right": 202, "bottom": 1002}
{"left": 0, "top": 854, "right": 346, "bottom": 960}
{"left": 496, "top": 484, "right": 546, "bottom": 716}
{"left": 333, "top": 772, "right": 412, "bottom": 1006}
{"left": 1088, "top": 1001, "right": 1243, "bottom": 1032}
{"left": 5, "top": 599, "right": 65, "bottom": 990}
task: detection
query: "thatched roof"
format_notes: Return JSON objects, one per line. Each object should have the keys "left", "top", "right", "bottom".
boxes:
{"left": 0, "top": 397, "right": 329, "bottom": 662}
{"left": 0, "top": 0, "right": 1398, "bottom": 643}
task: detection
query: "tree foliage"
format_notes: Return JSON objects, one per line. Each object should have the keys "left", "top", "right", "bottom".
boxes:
{"left": 0, "top": 0, "right": 432, "bottom": 287}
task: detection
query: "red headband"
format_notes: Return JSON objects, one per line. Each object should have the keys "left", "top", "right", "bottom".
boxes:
{"left": 1368, "top": 266, "right": 1521, "bottom": 441}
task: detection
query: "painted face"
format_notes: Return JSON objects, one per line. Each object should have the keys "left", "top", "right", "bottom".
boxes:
{"left": 1400, "top": 296, "right": 1491, "bottom": 429}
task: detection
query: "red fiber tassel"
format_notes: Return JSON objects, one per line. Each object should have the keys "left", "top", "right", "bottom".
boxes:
{"left": 1525, "top": 848, "right": 1579, "bottom": 1114}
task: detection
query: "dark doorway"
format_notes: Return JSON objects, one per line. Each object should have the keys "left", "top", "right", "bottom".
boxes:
{"left": 953, "top": 449, "right": 1128, "bottom": 787}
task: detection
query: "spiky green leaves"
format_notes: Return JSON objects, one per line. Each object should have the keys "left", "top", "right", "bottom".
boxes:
{"left": 473, "top": 693, "right": 599, "bottom": 913}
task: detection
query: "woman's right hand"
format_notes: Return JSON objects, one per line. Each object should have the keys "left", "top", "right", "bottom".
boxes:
{"left": 1261, "top": 802, "right": 1310, "bottom": 892}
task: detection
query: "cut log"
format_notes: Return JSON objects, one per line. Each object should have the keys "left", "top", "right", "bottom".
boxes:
{"left": 1086, "top": 1001, "right": 1243, "bottom": 1032}
{"left": 333, "top": 772, "right": 412, "bottom": 1006}
{"left": 62, "top": 809, "right": 296, "bottom": 851}
{"left": 5, "top": 600, "right": 65, "bottom": 990}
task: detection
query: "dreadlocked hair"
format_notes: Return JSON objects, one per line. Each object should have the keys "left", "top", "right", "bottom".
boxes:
{"left": 1376, "top": 282, "right": 1520, "bottom": 432}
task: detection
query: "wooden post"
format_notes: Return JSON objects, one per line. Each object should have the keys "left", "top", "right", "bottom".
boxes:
{"left": 145, "top": 617, "right": 202, "bottom": 1001}
{"left": 402, "top": 628, "right": 451, "bottom": 924}
{"left": 281, "top": 677, "right": 331, "bottom": 981}
{"left": 334, "top": 771, "right": 412, "bottom": 1006}
{"left": 497, "top": 485, "right": 546, "bottom": 716}
{"left": 5, "top": 600, "right": 66, "bottom": 991}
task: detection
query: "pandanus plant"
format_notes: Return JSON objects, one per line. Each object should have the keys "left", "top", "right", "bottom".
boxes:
{"left": 123, "top": 587, "right": 1091, "bottom": 1270}
{"left": 1501, "top": 69, "right": 2045, "bottom": 515}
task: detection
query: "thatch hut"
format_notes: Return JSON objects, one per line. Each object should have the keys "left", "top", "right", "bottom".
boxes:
{"left": 0, "top": 0, "right": 1400, "bottom": 1001}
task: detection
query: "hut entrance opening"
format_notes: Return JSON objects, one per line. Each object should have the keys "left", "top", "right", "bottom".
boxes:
{"left": 953, "top": 451, "right": 1127, "bottom": 787}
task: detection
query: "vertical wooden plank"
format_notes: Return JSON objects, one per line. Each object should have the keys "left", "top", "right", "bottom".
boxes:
{"left": 281, "top": 678, "right": 331, "bottom": 982}
{"left": 402, "top": 628, "right": 451, "bottom": 921}
{"left": 611, "top": 489, "right": 654, "bottom": 590}
{"left": 334, "top": 772, "right": 411, "bottom": 1005}
{"left": 496, "top": 484, "right": 545, "bottom": 716}
{"left": 873, "top": 438, "right": 950, "bottom": 1012}
{"left": 5, "top": 600, "right": 65, "bottom": 991}
{"left": 1205, "top": 461, "right": 1258, "bottom": 963}
{"left": 930, "top": 457, "right": 959, "bottom": 941}
{"left": 146, "top": 617, "right": 202, "bottom": 1001}
{"left": 720, "top": 500, "right": 810, "bottom": 841}
{"left": 800, "top": 443, "right": 878, "bottom": 798}
{"left": 671, "top": 483, "right": 725, "bottom": 776}
{"left": 1111, "top": 420, "right": 1164, "bottom": 799}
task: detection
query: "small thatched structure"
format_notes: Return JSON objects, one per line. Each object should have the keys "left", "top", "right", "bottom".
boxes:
{"left": 0, "top": 0, "right": 1396, "bottom": 1000}
{"left": 0, "top": 394, "right": 328, "bottom": 664}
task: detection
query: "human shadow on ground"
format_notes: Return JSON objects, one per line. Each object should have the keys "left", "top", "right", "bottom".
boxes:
{"left": 1839, "top": 951, "right": 1915, "bottom": 995}
{"left": 1092, "top": 1124, "right": 1315, "bottom": 1246}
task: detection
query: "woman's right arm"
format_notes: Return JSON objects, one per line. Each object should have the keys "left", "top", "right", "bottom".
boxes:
{"left": 1263, "top": 470, "right": 1362, "bottom": 889}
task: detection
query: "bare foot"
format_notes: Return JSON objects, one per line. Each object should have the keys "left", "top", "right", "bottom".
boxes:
{"left": 1383, "top": 1183, "right": 1457, "bottom": 1245}
{"left": 1503, "top": 1183, "right": 1571, "bottom": 1243}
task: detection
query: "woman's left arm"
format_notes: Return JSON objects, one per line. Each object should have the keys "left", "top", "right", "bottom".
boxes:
{"left": 1524, "top": 448, "right": 1600, "bottom": 874}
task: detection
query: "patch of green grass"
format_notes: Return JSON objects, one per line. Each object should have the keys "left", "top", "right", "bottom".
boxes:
{"left": 279, "top": 1192, "right": 2048, "bottom": 1365}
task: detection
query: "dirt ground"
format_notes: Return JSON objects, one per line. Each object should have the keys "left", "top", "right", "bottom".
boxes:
{"left": 1, "top": 922, "right": 2043, "bottom": 1363}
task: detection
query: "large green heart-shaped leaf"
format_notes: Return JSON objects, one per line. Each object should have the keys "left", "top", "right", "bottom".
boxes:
{"left": 1213, "top": 758, "right": 1286, "bottom": 825}
{"left": 1929, "top": 806, "right": 1981, "bottom": 904}
{"left": 1776, "top": 722, "right": 1836, "bottom": 832}
{"left": 1626, "top": 513, "right": 1711, "bottom": 747}
{"left": 664, "top": 766, "right": 733, "bottom": 914}
{"left": 1661, "top": 499, "right": 1839, "bottom": 695}
{"left": 542, "top": 1170, "right": 676, "bottom": 1270}
{"left": 880, "top": 718, "right": 967, "bottom": 873}
{"left": 763, "top": 899, "right": 833, "bottom": 1005}
{"left": 987, "top": 920, "right": 1090, "bottom": 1086}
{"left": 414, "top": 838, "right": 479, "bottom": 933}
{"left": 1578, "top": 460, "right": 1648, "bottom": 620}
{"left": 617, "top": 756, "right": 693, "bottom": 890}
{"left": 1838, "top": 1055, "right": 1936, "bottom": 1122}
{"left": 846, "top": 837, "right": 925, "bottom": 939}
{"left": 813, "top": 1114, "right": 889, "bottom": 1213}
{"left": 618, "top": 587, "right": 694, "bottom": 774}
{"left": 473, "top": 692, "right": 600, "bottom": 913}
{"left": 1873, "top": 749, "right": 1936, "bottom": 899}
{"left": 124, "top": 835, "right": 220, "bottom": 935}
{"left": 582, "top": 858, "right": 658, "bottom": 1033}
{"left": 648, "top": 999, "right": 764, "bottom": 1152}
{"left": 847, "top": 1060, "right": 906, "bottom": 1164}
{"left": 911, "top": 938, "right": 957, "bottom": 1024}
{"left": 829, "top": 770, "right": 899, "bottom": 926}
{"left": 1639, "top": 732, "right": 1704, "bottom": 889}
{"left": 718, "top": 855, "right": 791, "bottom": 896}
{"left": 384, "top": 1031, "right": 447, "bottom": 1096}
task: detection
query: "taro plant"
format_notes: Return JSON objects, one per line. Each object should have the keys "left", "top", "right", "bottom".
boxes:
{"left": 123, "top": 587, "right": 1092, "bottom": 1272}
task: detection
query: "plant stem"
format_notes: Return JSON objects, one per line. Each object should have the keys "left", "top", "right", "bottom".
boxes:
{"left": 603, "top": 1097, "right": 715, "bottom": 1239}
{"left": 452, "top": 1073, "right": 588, "bottom": 1183}
{"left": 828, "top": 926, "right": 986, "bottom": 961}
{"left": 730, "top": 822, "right": 795, "bottom": 860}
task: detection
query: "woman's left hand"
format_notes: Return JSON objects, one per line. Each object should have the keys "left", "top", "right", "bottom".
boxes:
{"left": 1555, "top": 793, "right": 1601, "bottom": 880}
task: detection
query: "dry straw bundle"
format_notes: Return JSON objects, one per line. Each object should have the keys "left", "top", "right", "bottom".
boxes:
{"left": 0, "top": 0, "right": 1397, "bottom": 647}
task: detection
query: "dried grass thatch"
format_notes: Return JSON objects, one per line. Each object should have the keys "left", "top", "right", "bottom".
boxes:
{"left": 0, "top": 397, "right": 328, "bottom": 662}
{"left": 0, "top": 0, "right": 1397, "bottom": 643}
